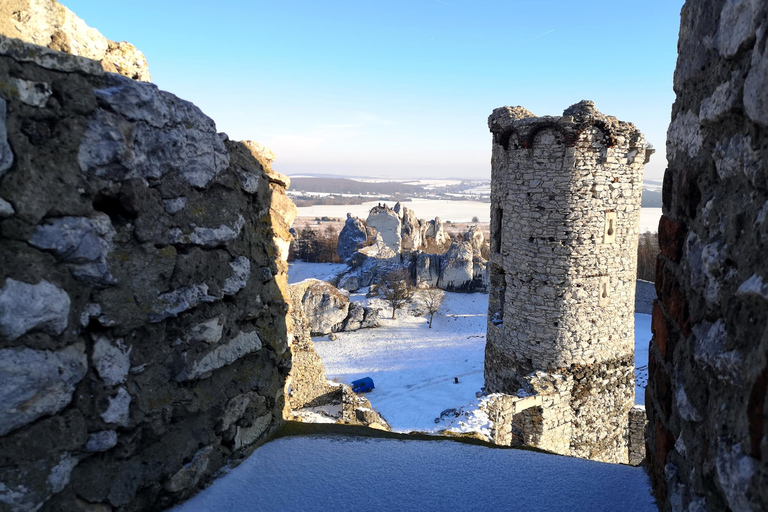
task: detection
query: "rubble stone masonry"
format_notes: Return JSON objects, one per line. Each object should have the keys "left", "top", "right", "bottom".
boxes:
{"left": 646, "top": 0, "right": 768, "bottom": 510}
{"left": 485, "top": 100, "right": 651, "bottom": 463}
{"left": 0, "top": 32, "right": 296, "bottom": 510}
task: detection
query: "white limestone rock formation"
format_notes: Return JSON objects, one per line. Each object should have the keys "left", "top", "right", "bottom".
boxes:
{"left": 465, "top": 225, "right": 485, "bottom": 255}
{"left": 0, "top": 0, "right": 151, "bottom": 81}
{"left": 399, "top": 205, "right": 423, "bottom": 253}
{"left": 367, "top": 204, "right": 402, "bottom": 253}
{"left": 337, "top": 213, "right": 369, "bottom": 261}
{"left": 422, "top": 217, "right": 449, "bottom": 253}
{"left": 415, "top": 252, "right": 440, "bottom": 288}
{"left": 290, "top": 279, "right": 379, "bottom": 336}
{"left": 437, "top": 241, "right": 475, "bottom": 292}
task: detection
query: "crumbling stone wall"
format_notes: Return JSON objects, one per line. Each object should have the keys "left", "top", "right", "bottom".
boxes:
{"left": 646, "top": 0, "right": 768, "bottom": 509}
{"left": 284, "top": 283, "right": 389, "bottom": 430}
{"left": 485, "top": 101, "right": 651, "bottom": 463}
{"left": 0, "top": 0, "right": 151, "bottom": 82}
{"left": 0, "top": 34, "right": 295, "bottom": 511}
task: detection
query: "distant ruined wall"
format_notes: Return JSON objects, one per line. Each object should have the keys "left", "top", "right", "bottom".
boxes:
{"left": 0, "top": 32, "right": 296, "bottom": 511}
{"left": 485, "top": 101, "right": 651, "bottom": 463}
{"left": 647, "top": 0, "right": 768, "bottom": 509}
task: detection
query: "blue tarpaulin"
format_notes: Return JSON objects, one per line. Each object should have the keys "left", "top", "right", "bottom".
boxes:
{"left": 351, "top": 377, "right": 374, "bottom": 393}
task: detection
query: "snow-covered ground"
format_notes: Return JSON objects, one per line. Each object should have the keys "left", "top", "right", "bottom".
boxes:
{"left": 634, "top": 314, "right": 651, "bottom": 405}
{"left": 287, "top": 261, "right": 653, "bottom": 432}
{"left": 639, "top": 208, "right": 662, "bottom": 233}
{"left": 171, "top": 434, "right": 656, "bottom": 512}
{"left": 314, "top": 290, "right": 653, "bottom": 435}
{"left": 287, "top": 261, "right": 349, "bottom": 284}
{"left": 315, "top": 291, "right": 488, "bottom": 433}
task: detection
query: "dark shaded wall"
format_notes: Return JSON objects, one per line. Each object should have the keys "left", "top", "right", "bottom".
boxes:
{"left": 647, "top": 0, "right": 768, "bottom": 509}
{"left": 0, "top": 35, "right": 296, "bottom": 511}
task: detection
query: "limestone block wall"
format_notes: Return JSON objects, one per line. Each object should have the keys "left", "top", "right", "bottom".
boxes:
{"left": 485, "top": 101, "right": 649, "bottom": 463}
{"left": 0, "top": 35, "right": 295, "bottom": 511}
{"left": 646, "top": 0, "right": 768, "bottom": 509}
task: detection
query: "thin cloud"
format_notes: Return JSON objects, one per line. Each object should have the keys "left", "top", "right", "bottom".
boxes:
{"left": 525, "top": 29, "right": 556, "bottom": 42}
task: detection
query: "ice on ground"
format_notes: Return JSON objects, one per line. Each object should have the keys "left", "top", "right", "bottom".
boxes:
{"left": 315, "top": 289, "right": 654, "bottom": 434}
{"left": 288, "top": 261, "right": 349, "bottom": 284}
{"left": 170, "top": 434, "right": 657, "bottom": 512}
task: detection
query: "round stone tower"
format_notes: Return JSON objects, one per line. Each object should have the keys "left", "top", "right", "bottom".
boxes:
{"left": 484, "top": 100, "right": 652, "bottom": 462}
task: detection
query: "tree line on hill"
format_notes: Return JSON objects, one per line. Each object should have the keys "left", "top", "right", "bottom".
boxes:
{"left": 290, "top": 224, "right": 661, "bottom": 283}
{"left": 290, "top": 178, "right": 425, "bottom": 195}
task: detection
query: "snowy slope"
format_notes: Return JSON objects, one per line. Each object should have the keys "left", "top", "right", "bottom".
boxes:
{"left": 315, "top": 291, "right": 653, "bottom": 434}
{"left": 287, "top": 261, "right": 349, "bottom": 284}
{"left": 170, "top": 434, "right": 656, "bottom": 512}
{"left": 315, "top": 291, "right": 488, "bottom": 433}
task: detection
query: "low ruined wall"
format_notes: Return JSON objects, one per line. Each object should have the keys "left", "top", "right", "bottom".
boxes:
{"left": 0, "top": 35, "right": 295, "bottom": 511}
{"left": 647, "top": 0, "right": 768, "bottom": 509}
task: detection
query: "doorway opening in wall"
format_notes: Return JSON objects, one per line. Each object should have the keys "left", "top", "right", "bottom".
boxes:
{"left": 510, "top": 406, "right": 544, "bottom": 446}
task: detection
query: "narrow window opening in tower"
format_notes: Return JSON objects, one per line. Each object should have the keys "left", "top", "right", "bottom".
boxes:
{"left": 599, "top": 276, "right": 611, "bottom": 306}
{"left": 603, "top": 211, "right": 617, "bottom": 244}
{"left": 490, "top": 265, "right": 506, "bottom": 326}
{"left": 492, "top": 207, "right": 503, "bottom": 253}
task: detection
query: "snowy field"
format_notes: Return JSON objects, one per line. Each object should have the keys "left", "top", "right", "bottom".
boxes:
{"left": 171, "top": 435, "right": 656, "bottom": 512}
{"left": 296, "top": 200, "right": 663, "bottom": 232}
{"left": 316, "top": 290, "right": 489, "bottom": 433}
{"left": 287, "top": 261, "right": 348, "bottom": 284}
{"left": 639, "top": 208, "right": 662, "bottom": 233}
{"left": 297, "top": 198, "right": 492, "bottom": 223}
{"left": 290, "top": 262, "right": 654, "bottom": 434}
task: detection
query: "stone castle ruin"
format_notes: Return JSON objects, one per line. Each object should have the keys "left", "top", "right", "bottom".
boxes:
{"left": 2, "top": 0, "right": 768, "bottom": 509}
{"left": 484, "top": 101, "right": 652, "bottom": 463}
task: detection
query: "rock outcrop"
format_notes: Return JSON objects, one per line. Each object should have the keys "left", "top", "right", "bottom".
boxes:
{"left": 0, "top": 0, "right": 151, "bottom": 81}
{"left": 366, "top": 204, "right": 402, "bottom": 253}
{"left": 422, "top": 216, "right": 449, "bottom": 253}
{"left": 339, "top": 205, "right": 486, "bottom": 293}
{"left": 285, "top": 284, "right": 389, "bottom": 430}
{"left": 412, "top": 226, "right": 489, "bottom": 292}
{"left": 336, "top": 213, "right": 368, "bottom": 261}
{"left": 290, "top": 279, "right": 379, "bottom": 335}
{"left": 399, "top": 204, "right": 423, "bottom": 253}
{"left": 0, "top": 22, "right": 294, "bottom": 512}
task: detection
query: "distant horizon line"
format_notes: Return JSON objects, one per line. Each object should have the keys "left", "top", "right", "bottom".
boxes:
{"left": 286, "top": 172, "right": 665, "bottom": 185}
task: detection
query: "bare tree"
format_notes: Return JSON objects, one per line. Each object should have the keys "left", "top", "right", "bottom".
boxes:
{"left": 380, "top": 268, "right": 414, "bottom": 320}
{"left": 420, "top": 287, "right": 444, "bottom": 328}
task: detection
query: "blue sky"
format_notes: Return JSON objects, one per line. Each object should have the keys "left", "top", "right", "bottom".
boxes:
{"left": 64, "top": 0, "right": 684, "bottom": 180}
